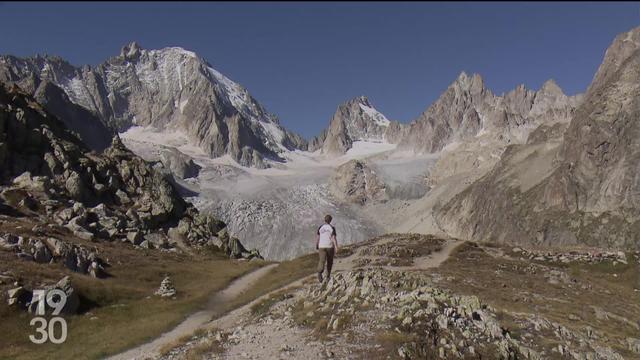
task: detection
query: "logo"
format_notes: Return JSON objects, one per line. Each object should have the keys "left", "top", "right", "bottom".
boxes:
{"left": 29, "top": 289, "right": 68, "bottom": 344}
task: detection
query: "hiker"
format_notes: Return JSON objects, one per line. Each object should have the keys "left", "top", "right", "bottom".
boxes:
{"left": 316, "top": 214, "right": 339, "bottom": 283}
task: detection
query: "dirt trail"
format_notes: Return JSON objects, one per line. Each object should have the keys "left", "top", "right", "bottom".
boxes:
{"left": 116, "top": 238, "right": 463, "bottom": 359}
{"left": 171, "top": 238, "right": 466, "bottom": 359}
{"left": 334, "top": 238, "right": 462, "bottom": 272}
{"left": 108, "top": 263, "right": 278, "bottom": 360}
{"left": 225, "top": 239, "right": 463, "bottom": 322}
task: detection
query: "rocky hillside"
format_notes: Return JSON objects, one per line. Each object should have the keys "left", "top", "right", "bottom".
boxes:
{"left": 435, "top": 27, "right": 640, "bottom": 250}
{"left": 0, "top": 42, "right": 306, "bottom": 167}
{"left": 0, "top": 82, "right": 259, "bottom": 261}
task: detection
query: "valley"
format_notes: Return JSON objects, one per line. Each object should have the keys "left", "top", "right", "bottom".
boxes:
{"left": 0, "top": 14, "right": 638, "bottom": 360}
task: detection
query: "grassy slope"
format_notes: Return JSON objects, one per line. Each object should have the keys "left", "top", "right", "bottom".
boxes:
{"left": 436, "top": 242, "right": 640, "bottom": 357}
{"left": 0, "top": 216, "right": 263, "bottom": 360}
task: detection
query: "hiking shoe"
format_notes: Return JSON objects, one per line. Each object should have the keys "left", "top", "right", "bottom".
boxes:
{"left": 318, "top": 272, "right": 323, "bottom": 283}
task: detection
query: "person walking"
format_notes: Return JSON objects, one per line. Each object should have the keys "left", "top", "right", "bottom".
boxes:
{"left": 316, "top": 214, "right": 339, "bottom": 283}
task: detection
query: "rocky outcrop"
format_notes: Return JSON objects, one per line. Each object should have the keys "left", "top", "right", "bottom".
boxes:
{"left": 318, "top": 96, "right": 392, "bottom": 155}
{"left": 329, "top": 160, "right": 386, "bottom": 205}
{"left": 0, "top": 43, "right": 306, "bottom": 167}
{"left": 435, "top": 27, "right": 640, "bottom": 249}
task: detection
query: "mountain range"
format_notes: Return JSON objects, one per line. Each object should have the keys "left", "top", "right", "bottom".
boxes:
{"left": 2, "top": 27, "right": 639, "bottom": 255}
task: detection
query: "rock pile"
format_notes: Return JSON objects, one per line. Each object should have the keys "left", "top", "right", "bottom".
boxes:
{"left": 154, "top": 276, "right": 177, "bottom": 298}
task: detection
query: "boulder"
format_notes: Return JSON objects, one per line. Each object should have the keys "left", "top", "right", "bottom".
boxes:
{"left": 12, "top": 172, "right": 52, "bottom": 192}
{"left": 139, "top": 240, "right": 152, "bottom": 249}
{"left": 32, "top": 240, "right": 52, "bottom": 263}
{"left": 29, "top": 276, "right": 80, "bottom": 315}
{"left": 115, "top": 189, "right": 130, "bottom": 205}
{"left": 65, "top": 171, "right": 87, "bottom": 201}
{"left": 0, "top": 234, "right": 20, "bottom": 251}
{"left": 144, "top": 233, "right": 169, "bottom": 249}
{"left": 7, "top": 286, "right": 31, "bottom": 307}
{"left": 126, "top": 231, "right": 143, "bottom": 245}
{"left": 56, "top": 276, "right": 80, "bottom": 311}
{"left": 45, "top": 237, "right": 70, "bottom": 257}
{"left": 88, "top": 260, "right": 106, "bottom": 278}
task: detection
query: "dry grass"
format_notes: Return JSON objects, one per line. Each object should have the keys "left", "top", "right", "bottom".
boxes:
{"left": 121, "top": 250, "right": 319, "bottom": 358}
{"left": 435, "top": 242, "right": 640, "bottom": 357}
{"left": 0, "top": 216, "right": 262, "bottom": 360}
{"left": 222, "top": 252, "right": 318, "bottom": 312}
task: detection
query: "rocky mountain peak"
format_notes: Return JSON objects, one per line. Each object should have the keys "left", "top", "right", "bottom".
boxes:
{"left": 453, "top": 71, "right": 485, "bottom": 94}
{"left": 318, "top": 96, "right": 392, "bottom": 155}
{"left": 0, "top": 44, "right": 308, "bottom": 168}
{"left": 400, "top": 69, "right": 581, "bottom": 154}
{"left": 347, "top": 95, "right": 372, "bottom": 107}
{"left": 589, "top": 26, "right": 640, "bottom": 94}
{"left": 120, "top": 41, "right": 143, "bottom": 60}
{"left": 539, "top": 79, "right": 563, "bottom": 96}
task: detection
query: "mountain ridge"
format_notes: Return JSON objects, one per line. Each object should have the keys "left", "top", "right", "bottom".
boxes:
{"left": 0, "top": 42, "right": 307, "bottom": 168}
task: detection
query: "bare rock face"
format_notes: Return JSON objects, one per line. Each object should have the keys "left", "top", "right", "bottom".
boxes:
{"left": 32, "top": 80, "right": 112, "bottom": 151}
{"left": 436, "top": 26, "right": 640, "bottom": 250}
{"left": 0, "top": 42, "right": 306, "bottom": 167}
{"left": 319, "top": 96, "right": 392, "bottom": 155}
{"left": 307, "top": 128, "right": 327, "bottom": 152}
{"left": 329, "top": 160, "right": 386, "bottom": 205}
{"left": 401, "top": 73, "right": 487, "bottom": 154}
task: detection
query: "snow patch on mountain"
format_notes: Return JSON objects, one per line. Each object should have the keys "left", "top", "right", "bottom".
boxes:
{"left": 359, "top": 103, "right": 390, "bottom": 126}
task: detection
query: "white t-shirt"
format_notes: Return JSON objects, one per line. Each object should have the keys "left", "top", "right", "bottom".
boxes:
{"left": 317, "top": 224, "right": 336, "bottom": 248}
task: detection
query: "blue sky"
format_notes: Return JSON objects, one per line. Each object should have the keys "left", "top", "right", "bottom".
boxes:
{"left": 1, "top": 2, "right": 638, "bottom": 138}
